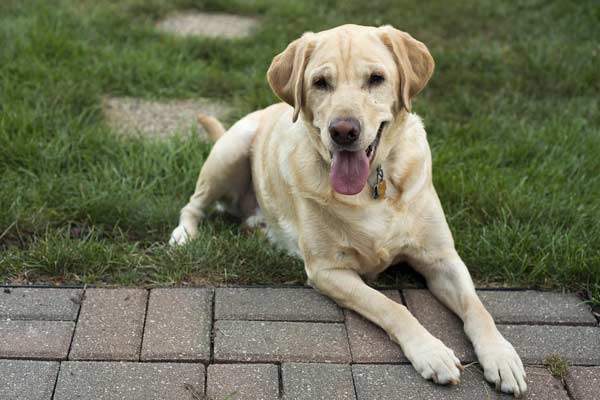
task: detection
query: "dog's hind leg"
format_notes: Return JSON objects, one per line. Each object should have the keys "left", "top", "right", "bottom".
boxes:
{"left": 169, "top": 112, "right": 260, "bottom": 245}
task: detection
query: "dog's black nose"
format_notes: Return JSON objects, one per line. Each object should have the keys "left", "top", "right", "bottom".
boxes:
{"left": 329, "top": 117, "right": 360, "bottom": 146}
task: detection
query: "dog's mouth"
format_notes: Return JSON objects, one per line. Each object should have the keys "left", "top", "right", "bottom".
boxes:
{"left": 330, "top": 122, "right": 387, "bottom": 196}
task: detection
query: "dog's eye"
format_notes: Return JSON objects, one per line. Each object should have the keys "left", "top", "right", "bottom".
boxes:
{"left": 313, "top": 77, "right": 329, "bottom": 90}
{"left": 368, "top": 73, "right": 385, "bottom": 86}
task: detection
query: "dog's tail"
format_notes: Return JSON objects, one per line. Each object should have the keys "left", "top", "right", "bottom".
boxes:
{"left": 197, "top": 113, "right": 226, "bottom": 142}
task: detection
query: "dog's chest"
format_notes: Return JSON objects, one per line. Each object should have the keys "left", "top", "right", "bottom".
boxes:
{"left": 265, "top": 193, "right": 415, "bottom": 273}
{"left": 338, "top": 200, "right": 414, "bottom": 269}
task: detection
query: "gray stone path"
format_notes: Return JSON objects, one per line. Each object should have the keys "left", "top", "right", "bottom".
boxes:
{"left": 156, "top": 12, "right": 259, "bottom": 39}
{"left": 0, "top": 286, "right": 598, "bottom": 399}
{"left": 102, "top": 96, "right": 230, "bottom": 139}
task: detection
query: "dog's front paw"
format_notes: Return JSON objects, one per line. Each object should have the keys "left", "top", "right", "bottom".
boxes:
{"left": 477, "top": 336, "right": 527, "bottom": 397}
{"left": 169, "top": 225, "right": 191, "bottom": 246}
{"left": 404, "top": 335, "right": 462, "bottom": 385}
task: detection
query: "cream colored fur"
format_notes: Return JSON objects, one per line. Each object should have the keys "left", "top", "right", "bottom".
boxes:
{"left": 171, "top": 24, "right": 527, "bottom": 397}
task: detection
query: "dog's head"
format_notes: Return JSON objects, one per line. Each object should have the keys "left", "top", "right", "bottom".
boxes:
{"left": 268, "top": 24, "right": 434, "bottom": 195}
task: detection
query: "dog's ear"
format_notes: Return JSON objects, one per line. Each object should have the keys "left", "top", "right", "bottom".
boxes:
{"left": 378, "top": 26, "right": 434, "bottom": 112}
{"left": 267, "top": 33, "right": 315, "bottom": 122}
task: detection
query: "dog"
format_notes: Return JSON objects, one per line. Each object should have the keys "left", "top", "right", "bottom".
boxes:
{"left": 170, "top": 24, "right": 527, "bottom": 396}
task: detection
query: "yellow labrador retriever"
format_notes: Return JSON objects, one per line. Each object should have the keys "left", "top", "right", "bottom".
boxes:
{"left": 171, "top": 24, "right": 527, "bottom": 396}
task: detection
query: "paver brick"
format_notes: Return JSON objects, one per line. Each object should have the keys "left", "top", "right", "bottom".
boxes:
{"left": 352, "top": 364, "right": 568, "bottom": 399}
{"left": 499, "top": 325, "right": 600, "bottom": 364}
{"left": 478, "top": 290, "right": 597, "bottom": 325}
{"left": 404, "top": 290, "right": 476, "bottom": 362}
{"left": 0, "top": 360, "right": 59, "bottom": 400}
{"left": 214, "top": 320, "right": 351, "bottom": 363}
{"left": 0, "top": 288, "right": 82, "bottom": 321}
{"left": 207, "top": 364, "right": 279, "bottom": 400}
{"left": 69, "top": 289, "right": 147, "bottom": 360}
{"left": 282, "top": 363, "right": 356, "bottom": 400}
{"left": 141, "top": 288, "right": 212, "bottom": 361}
{"left": 565, "top": 366, "right": 600, "bottom": 400}
{"left": 345, "top": 290, "right": 406, "bottom": 363}
{"left": 524, "top": 366, "right": 569, "bottom": 399}
{"left": 0, "top": 320, "right": 74, "bottom": 360}
{"left": 215, "top": 287, "right": 343, "bottom": 322}
{"left": 53, "top": 361, "right": 205, "bottom": 400}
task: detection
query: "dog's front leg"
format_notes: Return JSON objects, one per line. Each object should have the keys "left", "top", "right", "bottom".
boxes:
{"left": 411, "top": 251, "right": 527, "bottom": 396}
{"left": 307, "top": 266, "right": 462, "bottom": 385}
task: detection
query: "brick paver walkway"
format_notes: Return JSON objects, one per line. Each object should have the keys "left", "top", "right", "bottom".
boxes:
{"left": 1, "top": 286, "right": 598, "bottom": 399}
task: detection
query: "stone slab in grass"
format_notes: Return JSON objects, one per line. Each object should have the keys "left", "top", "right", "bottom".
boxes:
{"left": 141, "top": 288, "right": 212, "bottom": 361}
{"left": 404, "top": 289, "right": 476, "bottom": 363}
{"left": 478, "top": 290, "right": 596, "bottom": 325}
{"left": 0, "top": 360, "right": 59, "bottom": 400}
{"left": 157, "top": 12, "right": 259, "bottom": 39}
{"left": 352, "top": 364, "right": 567, "bottom": 399}
{"left": 215, "top": 287, "right": 343, "bottom": 322}
{"left": 207, "top": 363, "right": 279, "bottom": 400}
{"left": 282, "top": 363, "right": 357, "bottom": 400}
{"left": 103, "top": 96, "right": 229, "bottom": 139}
{"left": 69, "top": 288, "right": 147, "bottom": 360}
{"left": 344, "top": 290, "right": 407, "bottom": 363}
{"left": 53, "top": 361, "right": 205, "bottom": 400}
{"left": 214, "top": 320, "right": 351, "bottom": 363}
{"left": 0, "top": 287, "right": 82, "bottom": 321}
{"left": 0, "top": 320, "right": 74, "bottom": 360}
{"left": 499, "top": 324, "right": 600, "bottom": 364}
{"left": 566, "top": 366, "right": 600, "bottom": 400}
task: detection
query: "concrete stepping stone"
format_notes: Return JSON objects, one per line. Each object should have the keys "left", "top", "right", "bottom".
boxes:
{"left": 207, "top": 363, "right": 279, "bottom": 400}
{"left": 344, "top": 290, "right": 406, "bottom": 363}
{"left": 0, "top": 360, "right": 59, "bottom": 400}
{"left": 53, "top": 361, "right": 204, "bottom": 400}
{"left": 102, "top": 96, "right": 229, "bottom": 139}
{"left": 215, "top": 287, "right": 343, "bottom": 322}
{"left": 0, "top": 288, "right": 82, "bottom": 321}
{"left": 69, "top": 288, "right": 147, "bottom": 360}
{"left": 0, "top": 320, "right": 74, "bottom": 360}
{"left": 478, "top": 290, "right": 596, "bottom": 325}
{"left": 157, "top": 11, "right": 259, "bottom": 39}
{"left": 214, "top": 320, "right": 351, "bottom": 363}
{"left": 282, "top": 363, "right": 357, "bottom": 400}
{"left": 141, "top": 288, "right": 212, "bottom": 361}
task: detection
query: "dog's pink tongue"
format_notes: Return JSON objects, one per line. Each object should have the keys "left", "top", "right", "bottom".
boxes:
{"left": 330, "top": 150, "right": 369, "bottom": 195}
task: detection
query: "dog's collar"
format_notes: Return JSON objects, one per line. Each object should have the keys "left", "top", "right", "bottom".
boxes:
{"left": 372, "top": 165, "right": 386, "bottom": 199}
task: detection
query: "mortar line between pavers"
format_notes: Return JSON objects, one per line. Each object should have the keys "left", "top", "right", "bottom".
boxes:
{"left": 0, "top": 356, "right": 411, "bottom": 365}
{"left": 49, "top": 360, "right": 62, "bottom": 400}
{"left": 138, "top": 289, "right": 151, "bottom": 361}
{"left": 65, "top": 285, "right": 86, "bottom": 360}
{"left": 277, "top": 363, "right": 284, "bottom": 399}
{"left": 343, "top": 310, "right": 356, "bottom": 364}
{"left": 203, "top": 360, "right": 208, "bottom": 399}
{"left": 209, "top": 289, "right": 216, "bottom": 364}
{"left": 216, "top": 318, "right": 345, "bottom": 324}
{"left": 349, "top": 363, "right": 359, "bottom": 400}
{"left": 495, "top": 321, "right": 598, "bottom": 327}
{"left": 563, "top": 371, "right": 578, "bottom": 400}
{"left": 399, "top": 288, "right": 407, "bottom": 306}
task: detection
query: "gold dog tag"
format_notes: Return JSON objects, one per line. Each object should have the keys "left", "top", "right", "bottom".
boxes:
{"left": 373, "top": 165, "right": 386, "bottom": 199}
{"left": 377, "top": 179, "right": 387, "bottom": 198}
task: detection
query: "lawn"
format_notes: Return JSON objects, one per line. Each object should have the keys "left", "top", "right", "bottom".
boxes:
{"left": 0, "top": 0, "right": 598, "bottom": 304}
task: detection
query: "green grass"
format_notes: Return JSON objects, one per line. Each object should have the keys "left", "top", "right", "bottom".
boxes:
{"left": 0, "top": 0, "right": 599, "bottom": 304}
{"left": 544, "top": 354, "right": 569, "bottom": 380}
